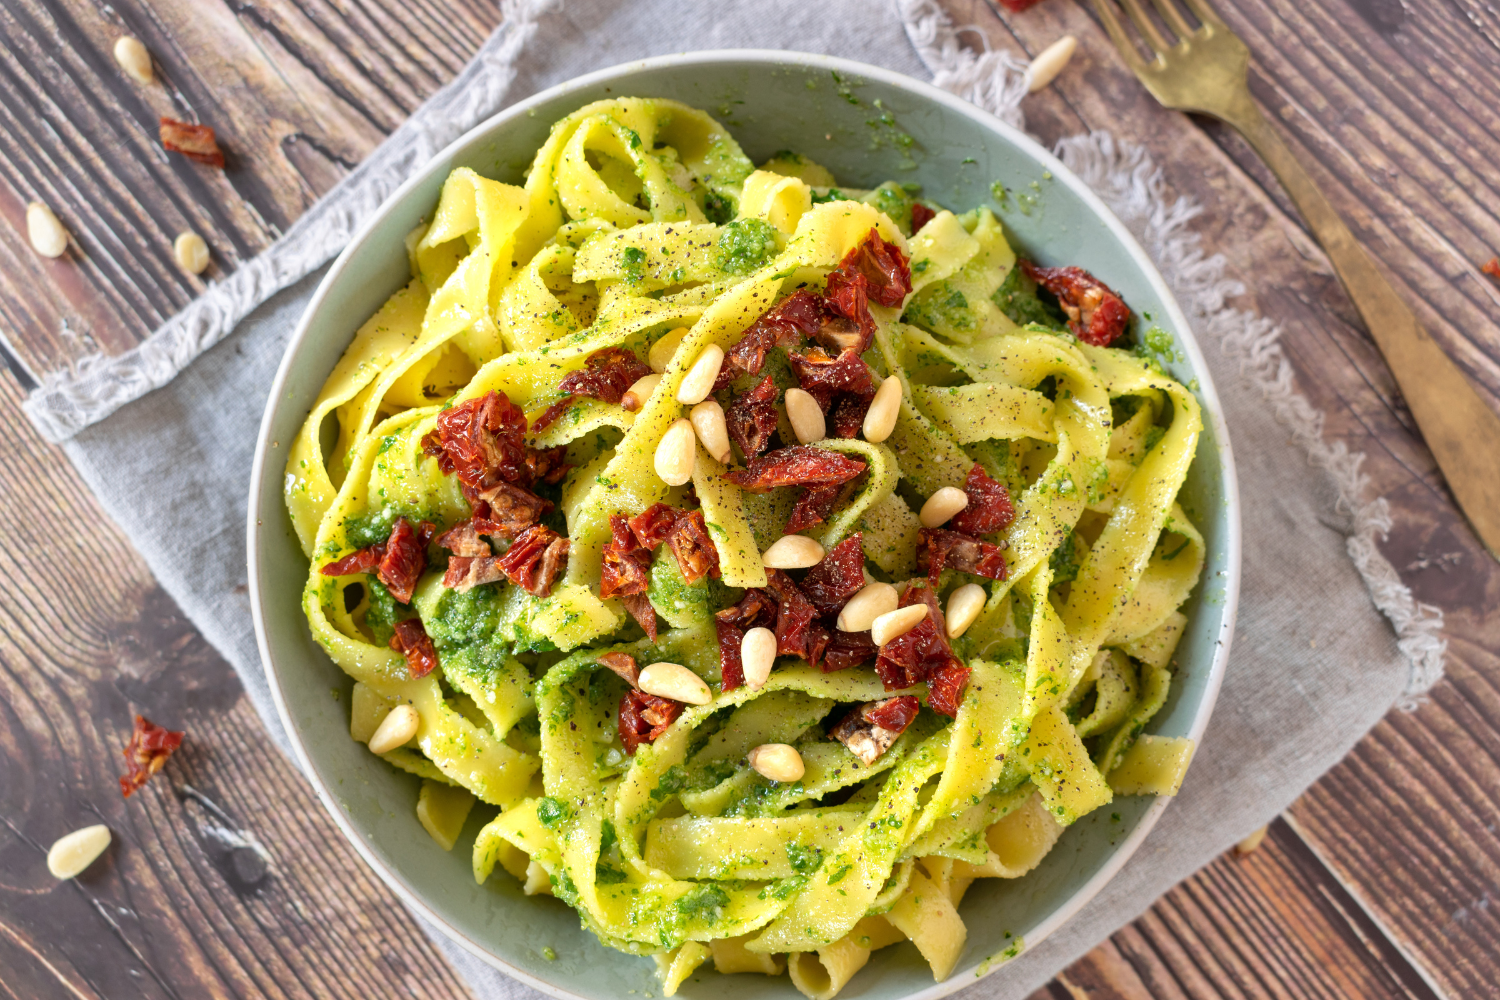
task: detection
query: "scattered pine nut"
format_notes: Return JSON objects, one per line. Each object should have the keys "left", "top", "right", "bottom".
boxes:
{"left": 26, "top": 202, "right": 68, "bottom": 258}
{"left": 1235, "top": 825, "right": 1269, "bottom": 857}
{"left": 622, "top": 373, "right": 661, "bottom": 412}
{"left": 761, "top": 534, "right": 825, "bottom": 569}
{"left": 649, "top": 326, "right": 688, "bottom": 373}
{"left": 655, "top": 418, "right": 697, "bottom": 486}
{"left": 368, "top": 704, "right": 419, "bottom": 755}
{"left": 1025, "top": 36, "right": 1077, "bottom": 93}
{"left": 747, "top": 743, "right": 805, "bottom": 783}
{"left": 638, "top": 662, "right": 713, "bottom": 705}
{"left": 174, "top": 231, "right": 209, "bottom": 274}
{"left": 690, "top": 400, "right": 732, "bottom": 464}
{"left": 47, "top": 825, "right": 111, "bottom": 880}
{"left": 871, "top": 604, "right": 929, "bottom": 647}
{"left": 862, "top": 375, "right": 901, "bottom": 443}
{"left": 837, "top": 582, "right": 899, "bottom": 633}
{"left": 740, "top": 627, "right": 777, "bottom": 691}
{"left": 919, "top": 486, "right": 969, "bottom": 528}
{"left": 945, "top": 583, "right": 986, "bottom": 639}
{"left": 113, "top": 36, "right": 153, "bottom": 85}
{"left": 676, "top": 344, "right": 724, "bottom": 404}
{"left": 784, "top": 387, "right": 826, "bottom": 444}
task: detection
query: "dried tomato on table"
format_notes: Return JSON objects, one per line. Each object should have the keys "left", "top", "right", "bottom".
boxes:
{"left": 1019, "top": 260, "right": 1131, "bottom": 347}
{"left": 390, "top": 618, "right": 439, "bottom": 679}
{"left": 619, "top": 690, "right": 683, "bottom": 754}
{"left": 159, "top": 118, "right": 224, "bottom": 167}
{"left": 120, "top": 715, "right": 184, "bottom": 797}
{"left": 534, "top": 347, "right": 653, "bottom": 430}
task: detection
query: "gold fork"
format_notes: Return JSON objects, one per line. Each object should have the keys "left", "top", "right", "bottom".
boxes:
{"left": 1091, "top": 0, "right": 1500, "bottom": 561}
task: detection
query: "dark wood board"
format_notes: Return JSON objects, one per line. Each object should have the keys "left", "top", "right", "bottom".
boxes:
{"left": 1, "top": 0, "right": 1497, "bottom": 997}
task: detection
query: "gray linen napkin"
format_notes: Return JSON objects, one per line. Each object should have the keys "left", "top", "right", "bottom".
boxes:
{"left": 53, "top": 0, "right": 1432, "bottom": 996}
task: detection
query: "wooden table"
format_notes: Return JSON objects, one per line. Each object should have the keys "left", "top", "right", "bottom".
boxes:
{"left": 1, "top": 0, "right": 1496, "bottom": 996}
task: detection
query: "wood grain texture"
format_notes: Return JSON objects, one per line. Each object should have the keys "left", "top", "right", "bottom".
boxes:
{"left": 0, "top": 372, "right": 471, "bottom": 999}
{"left": 2, "top": 0, "right": 1499, "bottom": 998}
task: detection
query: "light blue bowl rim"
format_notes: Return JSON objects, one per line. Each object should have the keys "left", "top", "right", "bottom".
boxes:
{"left": 248, "top": 48, "right": 1243, "bottom": 1000}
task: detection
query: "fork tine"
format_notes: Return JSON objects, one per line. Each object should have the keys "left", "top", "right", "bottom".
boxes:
{"left": 1117, "top": 0, "right": 1174, "bottom": 55}
{"left": 1148, "top": 0, "right": 1196, "bottom": 39}
{"left": 1177, "top": 0, "right": 1229, "bottom": 29}
{"left": 1089, "top": 0, "right": 1152, "bottom": 72}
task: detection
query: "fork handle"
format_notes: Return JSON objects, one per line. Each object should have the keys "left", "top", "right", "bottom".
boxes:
{"left": 1228, "top": 101, "right": 1500, "bottom": 560}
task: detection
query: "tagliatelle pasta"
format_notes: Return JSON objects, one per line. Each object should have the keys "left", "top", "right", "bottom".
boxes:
{"left": 285, "top": 97, "right": 1206, "bottom": 997}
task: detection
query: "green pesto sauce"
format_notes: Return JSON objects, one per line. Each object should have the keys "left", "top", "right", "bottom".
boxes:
{"left": 714, "top": 218, "right": 779, "bottom": 275}
{"left": 992, "top": 267, "right": 1065, "bottom": 330}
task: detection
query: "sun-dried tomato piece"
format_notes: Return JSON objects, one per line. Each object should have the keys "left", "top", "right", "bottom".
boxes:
{"left": 788, "top": 347, "right": 877, "bottom": 411}
{"left": 917, "top": 528, "right": 1008, "bottom": 585}
{"left": 910, "top": 203, "right": 936, "bottom": 233}
{"left": 799, "top": 534, "right": 867, "bottom": 617}
{"left": 629, "top": 503, "right": 681, "bottom": 550}
{"left": 715, "top": 616, "right": 747, "bottom": 692}
{"left": 526, "top": 445, "right": 570, "bottom": 486}
{"left": 950, "top": 464, "right": 1015, "bottom": 536}
{"left": 442, "top": 556, "right": 508, "bottom": 592}
{"left": 874, "top": 586, "right": 963, "bottom": 690}
{"left": 159, "top": 118, "right": 224, "bottom": 168}
{"left": 829, "top": 394, "right": 871, "bottom": 439}
{"left": 666, "top": 509, "right": 721, "bottom": 584}
{"left": 784, "top": 481, "right": 847, "bottom": 535}
{"left": 619, "top": 690, "right": 683, "bottom": 754}
{"left": 763, "top": 569, "right": 828, "bottom": 664}
{"left": 621, "top": 594, "right": 658, "bottom": 640}
{"left": 496, "top": 525, "right": 569, "bottom": 597}
{"left": 725, "top": 375, "right": 780, "bottom": 459}
{"left": 119, "top": 715, "right": 184, "bottom": 797}
{"left": 721, "top": 588, "right": 780, "bottom": 631}
{"left": 824, "top": 229, "right": 912, "bottom": 349}
{"left": 597, "top": 651, "right": 640, "bottom": 687}
{"left": 926, "top": 664, "right": 971, "bottom": 717}
{"left": 715, "top": 290, "right": 828, "bottom": 391}
{"left": 996, "top": 0, "right": 1046, "bottom": 10}
{"left": 465, "top": 481, "right": 552, "bottom": 539}
{"left": 1019, "top": 260, "right": 1131, "bottom": 347}
{"left": 530, "top": 397, "right": 577, "bottom": 433}
{"left": 428, "top": 390, "right": 531, "bottom": 491}
{"left": 822, "top": 629, "right": 877, "bottom": 672}
{"left": 865, "top": 694, "right": 921, "bottom": 733}
{"left": 321, "top": 546, "right": 382, "bottom": 577}
{"left": 390, "top": 618, "right": 439, "bottom": 679}
{"left": 560, "top": 346, "right": 652, "bottom": 404}
{"left": 829, "top": 695, "right": 917, "bottom": 765}
{"left": 1483, "top": 257, "right": 1500, "bottom": 282}
{"left": 601, "top": 514, "right": 652, "bottom": 596}
{"left": 376, "top": 518, "right": 434, "bottom": 604}
{"left": 436, "top": 520, "right": 490, "bottom": 558}
{"left": 726, "top": 445, "right": 867, "bottom": 493}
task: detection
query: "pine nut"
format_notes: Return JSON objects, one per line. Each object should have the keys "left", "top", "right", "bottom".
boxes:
{"left": 761, "top": 534, "right": 825, "bottom": 569}
{"left": 920, "top": 486, "right": 969, "bottom": 528}
{"left": 871, "top": 604, "right": 929, "bottom": 647}
{"left": 113, "top": 36, "right": 153, "bottom": 85}
{"left": 946, "top": 583, "right": 986, "bottom": 639}
{"left": 784, "top": 387, "right": 826, "bottom": 444}
{"left": 621, "top": 373, "right": 661, "bottom": 412}
{"left": 690, "top": 400, "right": 732, "bottom": 463}
{"left": 862, "top": 375, "right": 902, "bottom": 443}
{"left": 649, "top": 326, "right": 688, "bottom": 373}
{"left": 747, "top": 744, "right": 805, "bottom": 783}
{"left": 837, "top": 582, "right": 899, "bottom": 632}
{"left": 46, "top": 824, "right": 111, "bottom": 879}
{"left": 676, "top": 344, "right": 725, "bottom": 404}
{"left": 1024, "top": 35, "right": 1077, "bottom": 93}
{"left": 740, "top": 626, "right": 777, "bottom": 690}
{"left": 368, "top": 704, "right": 419, "bottom": 754}
{"left": 655, "top": 418, "right": 697, "bottom": 486}
{"left": 26, "top": 202, "right": 68, "bottom": 258}
{"left": 638, "top": 662, "right": 713, "bottom": 705}
{"left": 174, "top": 231, "right": 209, "bottom": 274}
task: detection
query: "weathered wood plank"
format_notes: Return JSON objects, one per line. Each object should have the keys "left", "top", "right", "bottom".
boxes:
{"left": 0, "top": 372, "right": 471, "bottom": 999}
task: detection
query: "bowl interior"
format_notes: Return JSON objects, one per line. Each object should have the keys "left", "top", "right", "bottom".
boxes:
{"left": 250, "top": 52, "right": 1239, "bottom": 1000}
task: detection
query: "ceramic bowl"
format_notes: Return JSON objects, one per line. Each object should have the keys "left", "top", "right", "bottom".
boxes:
{"left": 248, "top": 49, "right": 1241, "bottom": 1000}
